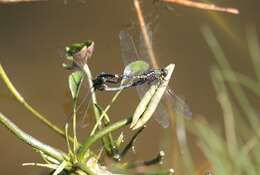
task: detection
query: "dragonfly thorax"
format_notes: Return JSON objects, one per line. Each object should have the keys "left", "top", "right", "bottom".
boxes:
{"left": 136, "top": 69, "right": 167, "bottom": 81}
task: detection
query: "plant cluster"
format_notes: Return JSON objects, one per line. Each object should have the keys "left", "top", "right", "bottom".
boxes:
{"left": 0, "top": 40, "right": 175, "bottom": 175}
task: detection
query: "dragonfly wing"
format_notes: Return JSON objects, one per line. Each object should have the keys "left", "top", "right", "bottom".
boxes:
{"left": 119, "top": 30, "right": 170, "bottom": 128}
{"left": 164, "top": 88, "right": 192, "bottom": 118}
{"left": 119, "top": 30, "right": 150, "bottom": 87}
{"left": 152, "top": 87, "right": 193, "bottom": 128}
{"left": 139, "top": 27, "right": 171, "bottom": 128}
{"left": 78, "top": 86, "right": 93, "bottom": 128}
{"left": 138, "top": 25, "right": 154, "bottom": 64}
{"left": 119, "top": 30, "right": 152, "bottom": 97}
{"left": 139, "top": 27, "right": 192, "bottom": 122}
{"left": 119, "top": 31, "right": 141, "bottom": 68}
{"left": 153, "top": 103, "right": 170, "bottom": 128}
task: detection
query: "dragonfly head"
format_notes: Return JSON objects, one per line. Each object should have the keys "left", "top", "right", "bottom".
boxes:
{"left": 92, "top": 76, "right": 107, "bottom": 91}
{"left": 161, "top": 68, "right": 168, "bottom": 78}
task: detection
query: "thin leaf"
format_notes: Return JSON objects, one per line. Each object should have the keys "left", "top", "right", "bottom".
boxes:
{"left": 130, "top": 84, "right": 157, "bottom": 128}
{"left": 68, "top": 71, "right": 84, "bottom": 106}
{"left": 39, "top": 151, "right": 60, "bottom": 165}
{"left": 22, "top": 162, "right": 58, "bottom": 170}
{"left": 116, "top": 132, "right": 124, "bottom": 147}
{"left": 91, "top": 103, "right": 117, "bottom": 157}
{"left": 52, "top": 160, "right": 67, "bottom": 175}
{"left": 192, "top": 121, "right": 232, "bottom": 175}
{"left": 131, "top": 64, "right": 175, "bottom": 129}
{"left": 201, "top": 26, "right": 260, "bottom": 137}
{"left": 64, "top": 123, "right": 72, "bottom": 156}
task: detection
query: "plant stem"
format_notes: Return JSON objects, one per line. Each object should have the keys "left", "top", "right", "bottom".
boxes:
{"left": 0, "top": 64, "right": 72, "bottom": 141}
{"left": 0, "top": 113, "right": 100, "bottom": 174}
{"left": 90, "top": 91, "right": 123, "bottom": 158}
{"left": 134, "top": 0, "right": 159, "bottom": 69}
{"left": 77, "top": 117, "right": 132, "bottom": 162}
{"left": 0, "top": 112, "right": 66, "bottom": 162}
{"left": 90, "top": 91, "right": 121, "bottom": 136}
{"left": 82, "top": 64, "right": 99, "bottom": 118}
{"left": 161, "top": 0, "right": 239, "bottom": 14}
{"left": 0, "top": 64, "right": 99, "bottom": 159}
{"left": 82, "top": 64, "right": 116, "bottom": 156}
{"left": 65, "top": 123, "right": 73, "bottom": 155}
{"left": 73, "top": 109, "right": 78, "bottom": 153}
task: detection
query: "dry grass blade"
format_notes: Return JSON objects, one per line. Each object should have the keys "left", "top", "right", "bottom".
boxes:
{"left": 161, "top": 0, "right": 239, "bottom": 14}
{"left": 134, "top": 0, "right": 159, "bottom": 68}
{"left": 0, "top": 0, "right": 46, "bottom": 3}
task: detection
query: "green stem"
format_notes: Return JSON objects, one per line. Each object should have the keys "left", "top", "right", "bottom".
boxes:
{"left": 77, "top": 117, "right": 132, "bottom": 162}
{"left": 73, "top": 108, "right": 78, "bottom": 153}
{"left": 0, "top": 64, "right": 72, "bottom": 141}
{"left": 90, "top": 91, "right": 121, "bottom": 136}
{"left": 92, "top": 103, "right": 121, "bottom": 160}
{"left": 0, "top": 64, "right": 99, "bottom": 159}
{"left": 82, "top": 64, "right": 99, "bottom": 118}
{"left": 90, "top": 91, "right": 122, "bottom": 159}
{"left": 82, "top": 64, "right": 116, "bottom": 156}
{"left": 0, "top": 112, "right": 66, "bottom": 162}
{"left": 0, "top": 112, "right": 107, "bottom": 175}
{"left": 65, "top": 123, "right": 73, "bottom": 155}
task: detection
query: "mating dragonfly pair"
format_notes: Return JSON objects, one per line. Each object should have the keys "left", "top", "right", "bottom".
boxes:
{"left": 92, "top": 67, "right": 168, "bottom": 92}
{"left": 65, "top": 30, "right": 192, "bottom": 128}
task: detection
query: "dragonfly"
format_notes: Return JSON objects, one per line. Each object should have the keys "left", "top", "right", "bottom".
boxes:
{"left": 118, "top": 29, "right": 192, "bottom": 128}
{"left": 92, "top": 67, "right": 168, "bottom": 91}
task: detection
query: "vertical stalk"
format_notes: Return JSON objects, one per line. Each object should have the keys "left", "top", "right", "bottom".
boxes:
{"left": 81, "top": 64, "right": 116, "bottom": 157}
{"left": 73, "top": 108, "right": 78, "bottom": 153}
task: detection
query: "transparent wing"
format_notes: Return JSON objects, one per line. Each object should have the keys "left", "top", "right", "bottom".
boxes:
{"left": 139, "top": 27, "right": 192, "bottom": 121}
{"left": 138, "top": 25, "right": 154, "bottom": 65}
{"left": 139, "top": 27, "right": 192, "bottom": 120}
{"left": 77, "top": 87, "right": 93, "bottom": 128}
{"left": 119, "top": 31, "right": 147, "bottom": 75}
{"left": 119, "top": 30, "right": 170, "bottom": 128}
{"left": 165, "top": 89, "right": 192, "bottom": 118}
{"left": 119, "top": 30, "right": 150, "bottom": 88}
{"left": 119, "top": 31, "right": 140, "bottom": 65}
{"left": 138, "top": 28, "right": 171, "bottom": 128}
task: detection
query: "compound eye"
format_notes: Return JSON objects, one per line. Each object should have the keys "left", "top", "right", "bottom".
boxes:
{"left": 162, "top": 69, "right": 168, "bottom": 77}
